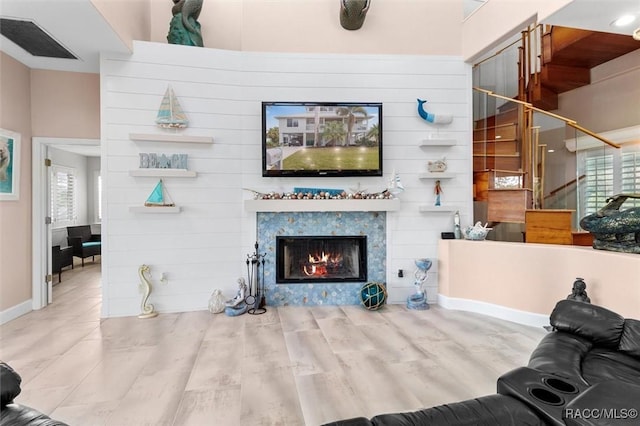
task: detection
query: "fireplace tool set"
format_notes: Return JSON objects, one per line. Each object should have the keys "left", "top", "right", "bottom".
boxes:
{"left": 245, "top": 242, "right": 267, "bottom": 315}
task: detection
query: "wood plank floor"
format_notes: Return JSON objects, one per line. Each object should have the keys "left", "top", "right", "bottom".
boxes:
{"left": 0, "top": 258, "right": 548, "bottom": 425}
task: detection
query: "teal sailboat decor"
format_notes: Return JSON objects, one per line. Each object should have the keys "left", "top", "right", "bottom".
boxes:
{"left": 144, "top": 179, "right": 175, "bottom": 207}
{"left": 156, "top": 86, "right": 189, "bottom": 129}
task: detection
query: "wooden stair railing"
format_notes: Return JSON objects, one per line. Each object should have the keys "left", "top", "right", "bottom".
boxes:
{"left": 544, "top": 175, "right": 586, "bottom": 203}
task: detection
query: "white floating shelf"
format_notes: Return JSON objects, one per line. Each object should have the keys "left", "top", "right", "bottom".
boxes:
{"left": 419, "top": 205, "right": 460, "bottom": 212}
{"left": 420, "top": 139, "right": 457, "bottom": 146}
{"left": 244, "top": 198, "right": 400, "bottom": 212}
{"left": 419, "top": 172, "right": 456, "bottom": 179}
{"left": 129, "top": 133, "right": 213, "bottom": 144}
{"left": 129, "top": 169, "right": 197, "bottom": 177}
{"left": 129, "top": 206, "right": 182, "bottom": 214}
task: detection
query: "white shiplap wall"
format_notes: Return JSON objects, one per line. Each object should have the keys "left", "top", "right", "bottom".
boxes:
{"left": 100, "top": 41, "right": 472, "bottom": 317}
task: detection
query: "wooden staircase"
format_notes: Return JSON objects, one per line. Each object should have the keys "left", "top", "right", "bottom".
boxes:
{"left": 473, "top": 106, "right": 520, "bottom": 172}
{"left": 474, "top": 25, "right": 637, "bottom": 225}
{"left": 527, "top": 26, "right": 640, "bottom": 110}
{"left": 473, "top": 105, "right": 533, "bottom": 223}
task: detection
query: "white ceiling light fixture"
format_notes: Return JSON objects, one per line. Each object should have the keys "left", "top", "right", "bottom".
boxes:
{"left": 633, "top": 27, "right": 640, "bottom": 41}
{"left": 611, "top": 14, "right": 637, "bottom": 27}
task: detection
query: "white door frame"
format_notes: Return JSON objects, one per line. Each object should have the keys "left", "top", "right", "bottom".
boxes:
{"left": 31, "top": 137, "right": 100, "bottom": 310}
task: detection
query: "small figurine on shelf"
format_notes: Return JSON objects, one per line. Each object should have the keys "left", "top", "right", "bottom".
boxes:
{"left": 427, "top": 157, "right": 447, "bottom": 172}
{"left": 434, "top": 180, "right": 443, "bottom": 206}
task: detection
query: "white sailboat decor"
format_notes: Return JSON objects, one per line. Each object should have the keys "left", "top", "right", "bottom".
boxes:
{"left": 387, "top": 170, "right": 405, "bottom": 196}
{"left": 144, "top": 179, "right": 175, "bottom": 207}
{"left": 156, "top": 85, "right": 189, "bottom": 129}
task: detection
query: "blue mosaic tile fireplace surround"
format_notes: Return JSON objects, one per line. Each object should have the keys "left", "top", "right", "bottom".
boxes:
{"left": 257, "top": 211, "right": 386, "bottom": 306}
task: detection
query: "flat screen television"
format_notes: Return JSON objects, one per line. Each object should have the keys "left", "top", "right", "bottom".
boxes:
{"left": 262, "top": 101, "right": 382, "bottom": 177}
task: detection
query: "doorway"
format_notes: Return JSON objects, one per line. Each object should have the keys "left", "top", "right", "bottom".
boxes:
{"left": 32, "top": 137, "right": 100, "bottom": 309}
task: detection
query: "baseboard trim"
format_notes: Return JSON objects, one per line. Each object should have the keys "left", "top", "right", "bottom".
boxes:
{"left": 437, "top": 294, "right": 550, "bottom": 328}
{"left": 0, "top": 299, "right": 33, "bottom": 325}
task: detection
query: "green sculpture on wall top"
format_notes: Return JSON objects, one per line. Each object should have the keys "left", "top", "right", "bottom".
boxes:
{"left": 580, "top": 193, "right": 640, "bottom": 254}
{"left": 167, "top": 0, "right": 204, "bottom": 47}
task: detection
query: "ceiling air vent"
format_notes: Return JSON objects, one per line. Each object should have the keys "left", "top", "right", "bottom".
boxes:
{"left": 0, "top": 18, "right": 77, "bottom": 59}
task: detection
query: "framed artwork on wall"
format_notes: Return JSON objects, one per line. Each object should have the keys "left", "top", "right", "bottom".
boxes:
{"left": 0, "top": 128, "right": 21, "bottom": 201}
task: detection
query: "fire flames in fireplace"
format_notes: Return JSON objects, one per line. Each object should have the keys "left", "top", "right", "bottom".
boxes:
{"left": 303, "top": 251, "right": 344, "bottom": 276}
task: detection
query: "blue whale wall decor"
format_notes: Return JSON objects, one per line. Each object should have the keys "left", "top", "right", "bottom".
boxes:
{"left": 417, "top": 98, "right": 453, "bottom": 124}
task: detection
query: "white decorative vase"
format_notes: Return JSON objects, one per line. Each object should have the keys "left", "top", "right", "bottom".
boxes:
{"left": 208, "top": 289, "right": 226, "bottom": 314}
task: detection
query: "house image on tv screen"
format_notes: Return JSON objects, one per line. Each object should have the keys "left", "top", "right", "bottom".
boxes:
{"left": 266, "top": 104, "right": 380, "bottom": 148}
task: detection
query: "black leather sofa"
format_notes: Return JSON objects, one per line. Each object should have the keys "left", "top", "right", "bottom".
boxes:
{"left": 0, "top": 362, "right": 68, "bottom": 426}
{"left": 66, "top": 225, "right": 101, "bottom": 266}
{"left": 324, "top": 300, "right": 640, "bottom": 426}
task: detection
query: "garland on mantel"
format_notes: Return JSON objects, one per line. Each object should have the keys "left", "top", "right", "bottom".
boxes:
{"left": 244, "top": 188, "right": 396, "bottom": 201}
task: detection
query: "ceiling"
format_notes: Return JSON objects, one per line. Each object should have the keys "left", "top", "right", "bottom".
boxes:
{"left": 542, "top": 0, "right": 640, "bottom": 36}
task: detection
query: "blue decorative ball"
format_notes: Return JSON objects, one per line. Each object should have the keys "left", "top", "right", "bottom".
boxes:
{"left": 360, "top": 282, "right": 387, "bottom": 310}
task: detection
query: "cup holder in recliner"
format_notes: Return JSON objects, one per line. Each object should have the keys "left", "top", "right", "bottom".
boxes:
{"left": 528, "top": 387, "right": 565, "bottom": 406}
{"left": 542, "top": 377, "right": 578, "bottom": 394}
{"left": 498, "top": 367, "right": 588, "bottom": 426}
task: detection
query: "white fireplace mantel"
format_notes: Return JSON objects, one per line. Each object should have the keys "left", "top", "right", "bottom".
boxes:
{"left": 244, "top": 198, "right": 400, "bottom": 212}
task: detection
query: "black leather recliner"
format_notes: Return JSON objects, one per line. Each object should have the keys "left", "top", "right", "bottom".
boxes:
{"left": 0, "top": 362, "right": 68, "bottom": 426}
{"left": 323, "top": 300, "right": 640, "bottom": 425}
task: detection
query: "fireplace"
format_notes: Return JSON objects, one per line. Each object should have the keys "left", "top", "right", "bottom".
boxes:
{"left": 276, "top": 236, "right": 367, "bottom": 284}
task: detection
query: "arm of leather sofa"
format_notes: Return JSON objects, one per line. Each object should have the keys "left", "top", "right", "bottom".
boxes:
{"left": 0, "top": 363, "right": 69, "bottom": 426}
{"left": 322, "top": 417, "right": 373, "bottom": 426}
{"left": 0, "top": 362, "right": 21, "bottom": 407}
{"left": 321, "top": 395, "right": 547, "bottom": 426}
{"left": 528, "top": 331, "right": 593, "bottom": 384}
{"left": 369, "top": 395, "right": 547, "bottom": 426}
{"left": 1, "top": 404, "right": 70, "bottom": 426}
{"left": 619, "top": 318, "right": 640, "bottom": 359}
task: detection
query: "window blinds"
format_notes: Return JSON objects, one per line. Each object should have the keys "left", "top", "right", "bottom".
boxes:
{"left": 51, "top": 166, "right": 77, "bottom": 226}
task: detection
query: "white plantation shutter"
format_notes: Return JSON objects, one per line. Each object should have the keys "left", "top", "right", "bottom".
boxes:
{"left": 581, "top": 146, "right": 640, "bottom": 217}
{"left": 583, "top": 154, "right": 613, "bottom": 216}
{"left": 621, "top": 152, "right": 640, "bottom": 209}
{"left": 51, "top": 166, "right": 77, "bottom": 227}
